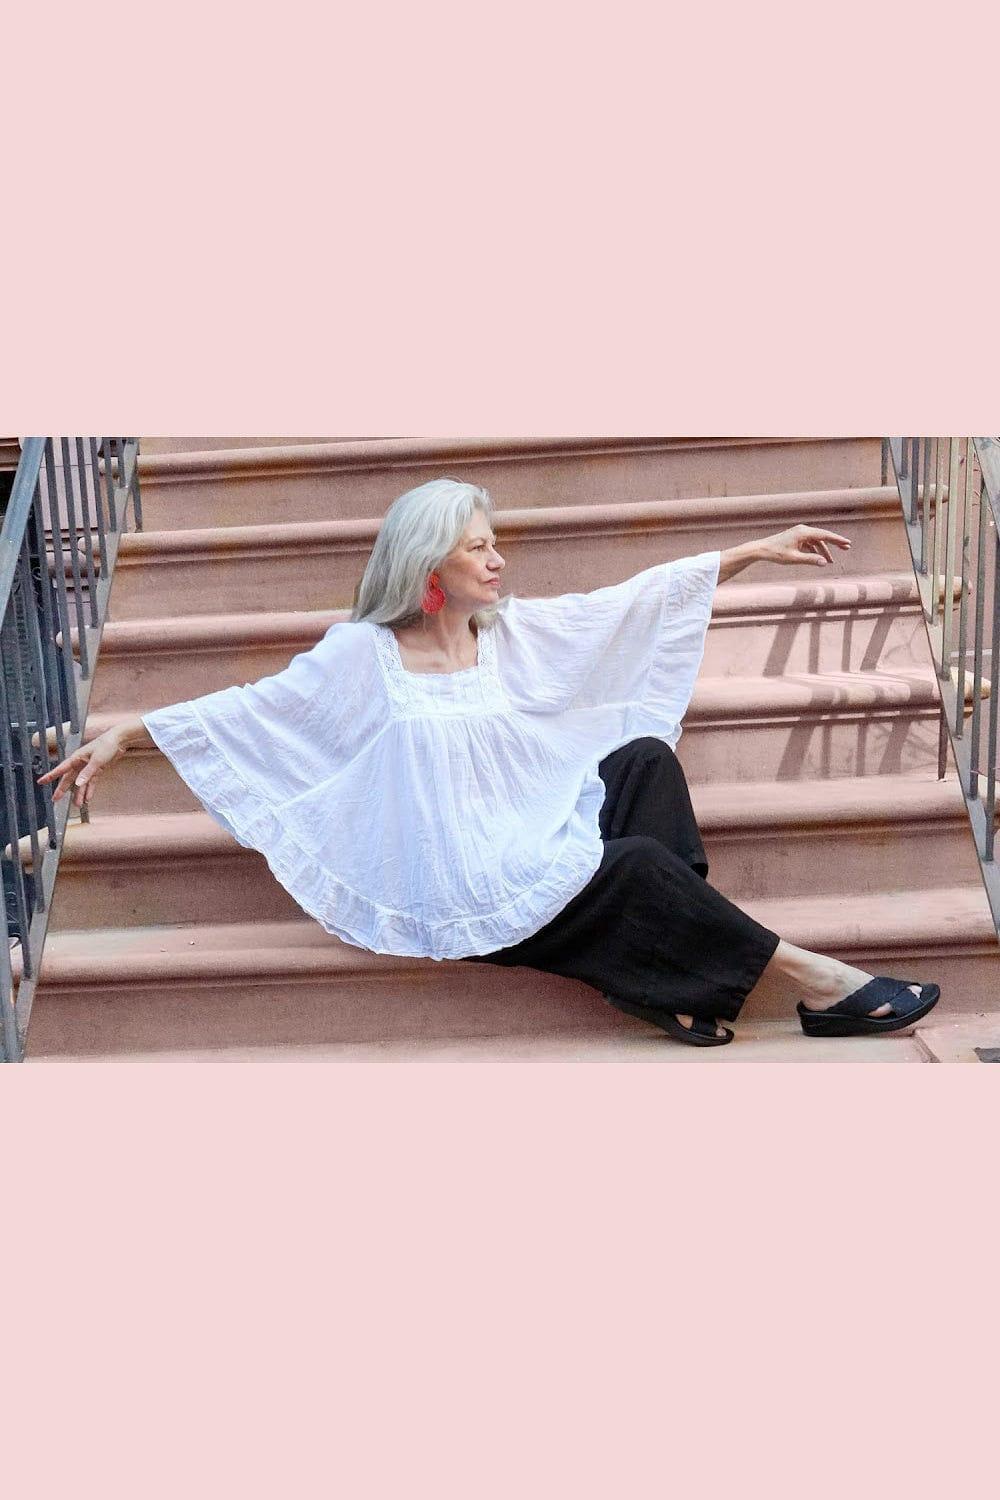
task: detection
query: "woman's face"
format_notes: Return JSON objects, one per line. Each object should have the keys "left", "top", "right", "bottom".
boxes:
{"left": 438, "top": 511, "right": 506, "bottom": 610}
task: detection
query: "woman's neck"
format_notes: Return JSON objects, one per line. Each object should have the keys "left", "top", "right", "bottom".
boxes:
{"left": 392, "top": 609, "right": 478, "bottom": 668}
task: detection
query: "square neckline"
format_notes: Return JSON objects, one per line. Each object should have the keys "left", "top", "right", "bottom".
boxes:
{"left": 372, "top": 618, "right": 506, "bottom": 713}
{"left": 380, "top": 622, "right": 481, "bottom": 679}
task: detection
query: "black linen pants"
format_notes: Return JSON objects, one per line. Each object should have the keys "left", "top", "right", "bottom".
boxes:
{"left": 463, "top": 737, "right": 782, "bottom": 1028}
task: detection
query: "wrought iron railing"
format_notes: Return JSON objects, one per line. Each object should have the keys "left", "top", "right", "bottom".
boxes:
{"left": 887, "top": 437, "right": 999, "bottom": 935}
{"left": 0, "top": 438, "right": 142, "bottom": 1061}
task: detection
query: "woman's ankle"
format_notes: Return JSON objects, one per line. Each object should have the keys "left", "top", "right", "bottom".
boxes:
{"left": 765, "top": 941, "right": 869, "bottom": 1006}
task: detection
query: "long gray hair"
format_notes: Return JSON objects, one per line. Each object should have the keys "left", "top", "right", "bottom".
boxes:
{"left": 350, "top": 476, "right": 501, "bottom": 630}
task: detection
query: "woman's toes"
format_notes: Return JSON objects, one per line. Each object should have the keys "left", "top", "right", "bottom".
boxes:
{"left": 676, "top": 1013, "right": 728, "bottom": 1038}
{"left": 869, "top": 986, "right": 922, "bottom": 1018}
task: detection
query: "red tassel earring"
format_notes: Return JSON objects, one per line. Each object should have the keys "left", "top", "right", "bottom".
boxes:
{"left": 421, "top": 572, "right": 446, "bottom": 614}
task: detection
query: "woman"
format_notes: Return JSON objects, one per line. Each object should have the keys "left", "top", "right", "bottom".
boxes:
{"left": 38, "top": 477, "right": 940, "bottom": 1047}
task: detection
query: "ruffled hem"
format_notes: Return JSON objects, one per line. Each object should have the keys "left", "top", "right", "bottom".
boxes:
{"left": 140, "top": 703, "right": 606, "bottom": 961}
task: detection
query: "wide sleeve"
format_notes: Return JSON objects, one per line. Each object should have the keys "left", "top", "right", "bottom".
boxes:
{"left": 138, "top": 622, "right": 384, "bottom": 845}
{"left": 494, "top": 549, "right": 720, "bottom": 744}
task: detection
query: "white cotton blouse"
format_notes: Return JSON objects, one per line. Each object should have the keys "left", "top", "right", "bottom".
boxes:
{"left": 140, "top": 549, "right": 722, "bottom": 961}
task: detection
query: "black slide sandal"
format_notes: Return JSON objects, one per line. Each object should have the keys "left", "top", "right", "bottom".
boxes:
{"left": 797, "top": 977, "right": 941, "bottom": 1038}
{"left": 605, "top": 993, "right": 734, "bottom": 1047}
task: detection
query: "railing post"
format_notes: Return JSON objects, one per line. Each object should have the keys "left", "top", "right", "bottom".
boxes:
{"left": 1, "top": 437, "right": 142, "bottom": 1061}
{"left": 887, "top": 434, "right": 1000, "bottom": 936}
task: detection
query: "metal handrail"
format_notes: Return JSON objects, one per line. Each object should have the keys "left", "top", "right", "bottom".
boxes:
{"left": 0, "top": 438, "right": 142, "bottom": 1061}
{"left": 887, "top": 437, "right": 1000, "bottom": 935}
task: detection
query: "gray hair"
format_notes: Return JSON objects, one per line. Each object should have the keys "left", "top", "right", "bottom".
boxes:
{"left": 350, "top": 476, "right": 501, "bottom": 630}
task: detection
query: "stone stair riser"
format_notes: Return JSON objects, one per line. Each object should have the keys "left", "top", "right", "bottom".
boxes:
{"left": 676, "top": 705, "right": 947, "bottom": 784}
{"left": 72, "top": 749, "right": 197, "bottom": 817}
{"left": 24, "top": 970, "right": 629, "bottom": 1057}
{"left": 46, "top": 851, "right": 308, "bottom": 930}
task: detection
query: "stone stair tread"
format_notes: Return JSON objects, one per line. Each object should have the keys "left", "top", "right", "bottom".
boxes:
{"left": 43, "top": 916, "right": 353, "bottom": 958}
{"left": 138, "top": 437, "right": 675, "bottom": 471}
{"left": 19, "top": 917, "right": 401, "bottom": 989}
{"left": 695, "top": 665, "right": 982, "bottom": 718}
{"left": 911, "top": 1016, "right": 1000, "bottom": 1063}
{"left": 96, "top": 606, "right": 342, "bottom": 651}
{"left": 691, "top": 770, "right": 970, "bottom": 828}
{"left": 749, "top": 885, "right": 998, "bottom": 952}
{"left": 26, "top": 1015, "right": 932, "bottom": 1064}
{"left": 134, "top": 436, "right": 881, "bottom": 476}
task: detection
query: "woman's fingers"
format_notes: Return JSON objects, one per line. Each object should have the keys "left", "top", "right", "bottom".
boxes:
{"left": 37, "top": 736, "right": 119, "bottom": 808}
{"left": 807, "top": 539, "right": 834, "bottom": 562}
{"left": 790, "top": 526, "right": 850, "bottom": 564}
{"left": 805, "top": 528, "right": 850, "bottom": 550}
{"left": 38, "top": 754, "right": 79, "bottom": 784}
{"left": 37, "top": 753, "right": 86, "bottom": 802}
{"left": 45, "top": 770, "right": 75, "bottom": 801}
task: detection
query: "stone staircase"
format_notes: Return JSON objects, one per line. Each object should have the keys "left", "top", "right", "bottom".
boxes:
{"left": 19, "top": 437, "right": 1000, "bottom": 1060}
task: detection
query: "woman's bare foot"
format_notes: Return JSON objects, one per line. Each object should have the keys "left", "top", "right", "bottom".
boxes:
{"left": 674, "top": 1014, "right": 730, "bottom": 1038}
{"left": 770, "top": 944, "right": 921, "bottom": 1017}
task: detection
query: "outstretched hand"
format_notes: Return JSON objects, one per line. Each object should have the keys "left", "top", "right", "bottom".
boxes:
{"left": 36, "top": 729, "right": 126, "bottom": 809}
{"left": 757, "top": 524, "right": 851, "bottom": 566}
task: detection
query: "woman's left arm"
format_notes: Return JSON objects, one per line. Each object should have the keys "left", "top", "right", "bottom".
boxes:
{"left": 716, "top": 524, "right": 852, "bottom": 583}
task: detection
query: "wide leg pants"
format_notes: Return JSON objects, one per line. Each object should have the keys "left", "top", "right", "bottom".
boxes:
{"left": 462, "top": 737, "right": 781, "bottom": 1028}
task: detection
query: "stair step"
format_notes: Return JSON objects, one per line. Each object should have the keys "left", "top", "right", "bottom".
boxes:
{"left": 27, "top": 435, "right": 996, "bottom": 1064}
{"left": 26, "top": 1015, "right": 931, "bottom": 1064}
{"left": 105, "top": 486, "right": 910, "bottom": 618}
{"left": 676, "top": 667, "right": 984, "bottom": 782}
{"left": 25, "top": 772, "right": 988, "bottom": 930}
{"left": 83, "top": 571, "right": 957, "bottom": 718}
{"left": 134, "top": 436, "right": 884, "bottom": 529}
{"left": 74, "top": 662, "right": 982, "bottom": 808}
{"left": 141, "top": 437, "right": 344, "bottom": 454}
{"left": 911, "top": 1016, "right": 1000, "bottom": 1063}
{"left": 19, "top": 886, "right": 1000, "bottom": 1058}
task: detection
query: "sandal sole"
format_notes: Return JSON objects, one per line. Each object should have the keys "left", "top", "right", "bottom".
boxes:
{"left": 603, "top": 994, "right": 734, "bottom": 1046}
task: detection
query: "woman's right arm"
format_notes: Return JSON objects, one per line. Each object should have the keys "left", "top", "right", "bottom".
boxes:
{"left": 37, "top": 713, "right": 157, "bottom": 808}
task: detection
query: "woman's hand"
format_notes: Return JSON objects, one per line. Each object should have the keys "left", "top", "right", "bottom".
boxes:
{"left": 717, "top": 525, "right": 852, "bottom": 582}
{"left": 36, "top": 729, "right": 127, "bottom": 809}
{"left": 756, "top": 524, "right": 851, "bottom": 567}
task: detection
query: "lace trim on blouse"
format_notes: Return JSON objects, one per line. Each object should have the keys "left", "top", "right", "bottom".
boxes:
{"left": 372, "top": 620, "right": 506, "bottom": 715}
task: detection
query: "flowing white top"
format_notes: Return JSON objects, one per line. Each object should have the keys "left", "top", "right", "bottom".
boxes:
{"left": 140, "top": 549, "right": 721, "bottom": 960}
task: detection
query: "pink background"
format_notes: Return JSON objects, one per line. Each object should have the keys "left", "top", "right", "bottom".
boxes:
{"left": 4, "top": 3, "right": 999, "bottom": 1495}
